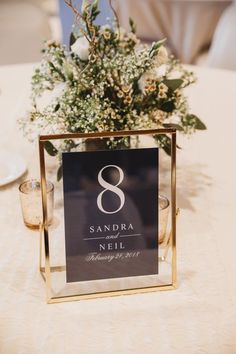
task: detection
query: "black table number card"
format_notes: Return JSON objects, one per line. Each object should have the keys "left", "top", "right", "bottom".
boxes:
{"left": 62, "top": 148, "right": 159, "bottom": 283}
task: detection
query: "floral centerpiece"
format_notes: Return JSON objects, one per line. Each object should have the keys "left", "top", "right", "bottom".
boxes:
{"left": 19, "top": 0, "right": 206, "bottom": 180}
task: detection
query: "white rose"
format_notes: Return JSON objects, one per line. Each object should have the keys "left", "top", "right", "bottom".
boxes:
{"left": 71, "top": 36, "right": 90, "bottom": 61}
{"left": 155, "top": 64, "right": 167, "bottom": 78}
{"left": 167, "top": 69, "right": 182, "bottom": 79}
{"left": 155, "top": 46, "right": 168, "bottom": 66}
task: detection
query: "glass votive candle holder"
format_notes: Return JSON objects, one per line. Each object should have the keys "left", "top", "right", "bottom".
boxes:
{"left": 159, "top": 195, "right": 170, "bottom": 244}
{"left": 19, "top": 179, "right": 54, "bottom": 229}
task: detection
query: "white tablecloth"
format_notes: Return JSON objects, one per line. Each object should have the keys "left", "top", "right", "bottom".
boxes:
{"left": 0, "top": 63, "right": 236, "bottom": 354}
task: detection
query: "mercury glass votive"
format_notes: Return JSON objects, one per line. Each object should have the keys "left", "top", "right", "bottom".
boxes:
{"left": 159, "top": 195, "right": 170, "bottom": 244}
{"left": 19, "top": 179, "right": 54, "bottom": 229}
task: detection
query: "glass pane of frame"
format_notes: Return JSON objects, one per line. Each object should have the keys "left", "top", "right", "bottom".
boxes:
{"left": 39, "top": 129, "right": 176, "bottom": 303}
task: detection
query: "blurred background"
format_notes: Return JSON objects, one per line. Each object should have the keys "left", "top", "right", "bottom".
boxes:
{"left": 0, "top": 0, "right": 235, "bottom": 70}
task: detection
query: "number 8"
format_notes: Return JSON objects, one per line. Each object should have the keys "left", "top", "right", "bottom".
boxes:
{"left": 97, "top": 165, "right": 125, "bottom": 214}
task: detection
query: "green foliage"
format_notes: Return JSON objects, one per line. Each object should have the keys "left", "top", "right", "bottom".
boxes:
{"left": 163, "top": 123, "right": 184, "bottom": 131}
{"left": 91, "top": 1, "right": 100, "bottom": 21}
{"left": 160, "top": 100, "right": 175, "bottom": 113}
{"left": 163, "top": 79, "right": 183, "bottom": 91}
{"left": 48, "top": 62, "right": 66, "bottom": 81}
{"left": 19, "top": 1, "right": 206, "bottom": 159}
{"left": 154, "top": 134, "right": 172, "bottom": 156}
{"left": 44, "top": 141, "right": 58, "bottom": 156}
{"left": 182, "top": 114, "right": 207, "bottom": 131}
{"left": 149, "top": 39, "right": 166, "bottom": 57}
{"left": 69, "top": 32, "right": 77, "bottom": 48}
{"left": 192, "top": 115, "right": 207, "bottom": 130}
{"left": 57, "top": 165, "right": 63, "bottom": 182}
{"left": 129, "top": 18, "right": 136, "bottom": 33}
{"left": 54, "top": 103, "right": 60, "bottom": 112}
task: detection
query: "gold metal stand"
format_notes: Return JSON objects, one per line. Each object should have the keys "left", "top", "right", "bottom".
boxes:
{"left": 159, "top": 208, "right": 180, "bottom": 262}
{"left": 39, "top": 129, "right": 177, "bottom": 304}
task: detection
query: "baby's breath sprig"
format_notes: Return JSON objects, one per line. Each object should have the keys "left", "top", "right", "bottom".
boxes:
{"left": 19, "top": 0, "right": 206, "bottom": 180}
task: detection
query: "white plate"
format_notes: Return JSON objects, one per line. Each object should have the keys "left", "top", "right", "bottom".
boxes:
{"left": 0, "top": 151, "right": 27, "bottom": 187}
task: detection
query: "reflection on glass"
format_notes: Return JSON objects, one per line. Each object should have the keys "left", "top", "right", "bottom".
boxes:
{"left": 159, "top": 195, "right": 169, "bottom": 244}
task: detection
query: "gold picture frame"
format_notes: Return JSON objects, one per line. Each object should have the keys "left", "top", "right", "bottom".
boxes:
{"left": 39, "top": 128, "right": 177, "bottom": 304}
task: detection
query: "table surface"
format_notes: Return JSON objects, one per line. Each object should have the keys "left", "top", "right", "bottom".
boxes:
{"left": 0, "top": 62, "right": 236, "bottom": 354}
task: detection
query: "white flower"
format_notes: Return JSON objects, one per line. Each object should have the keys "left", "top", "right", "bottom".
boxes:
{"left": 37, "top": 83, "right": 66, "bottom": 111}
{"left": 100, "top": 25, "right": 112, "bottom": 40}
{"left": 167, "top": 70, "right": 182, "bottom": 79}
{"left": 159, "top": 83, "right": 168, "bottom": 92}
{"left": 154, "top": 46, "right": 168, "bottom": 66}
{"left": 115, "top": 27, "right": 126, "bottom": 40}
{"left": 138, "top": 70, "right": 156, "bottom": 94}
{"left": 127, "top": 32, "right": 140, "bottom": 44}
{"left": 155, "top": 64, "right": 167, "bottom": 79}
{"left": 138, "top": 62, "right": 168, "bottom": 94}
{"left": 158, "top": 83, "right": 168, "bottom": 99}
{"left": 71, "top": 36, "right": 90, "bottom": 61}
{"left": 100, "top": 24, "right": 111, "bottom": 32}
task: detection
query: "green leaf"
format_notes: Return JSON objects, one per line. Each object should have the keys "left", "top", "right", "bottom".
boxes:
{"left": 163, "top": 79, "right": 183, "bottom": 91}
{"left": 44, "top": 141, "right": 58, "bottom": 156}
{"left": 163, "top": 123, "right": 184, "bottom": 131}
{"left": 162, "top": 143, "right": 171, "bottom": 155}
{"left": 129, "top": 17, "right": 136, "bottom": 33}
{"left": 91, "top": 0, "right": 98, "bottom": 11}
{"left": 150, "top": 39, "right": 166, "bottom": 57}
{"left": 48, "top": 62, "right": 66, "bottom": 81}
{"left": 184, "top": 114, "right": 207, "bottom": 130}
{"left": 64, "top": 62, "right": 74, "bottom": 81}
{"left": 91, "top": 0, "right": 100, "bottom": 20}
{"left": 194, "top": 116, "right": 207, "bottom": 130}
{"left": 160, "top": 100, "right": 175, "bottom": 113}
{"left": 54, "top": 103, "right": 60, "bottom": 112}
{"left": 69, "top": 32, "right": 77, "bottom": 48}
{"left": 57, "top": 165, "right": 63, "bottom": 182}
{"left": 81, "top": 0, "right": 89, "bottom": 13}
{"left": 154, "top": 134, "right": 172, "bottom": 156}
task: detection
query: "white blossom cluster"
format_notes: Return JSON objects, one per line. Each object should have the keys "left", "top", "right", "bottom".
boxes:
{"left": 19, "top": 1, "right": 205, "bottom": 159}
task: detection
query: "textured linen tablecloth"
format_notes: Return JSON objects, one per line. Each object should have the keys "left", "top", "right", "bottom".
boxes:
{"left": 0, "top": 63, "right": 236, "bottom": 354}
